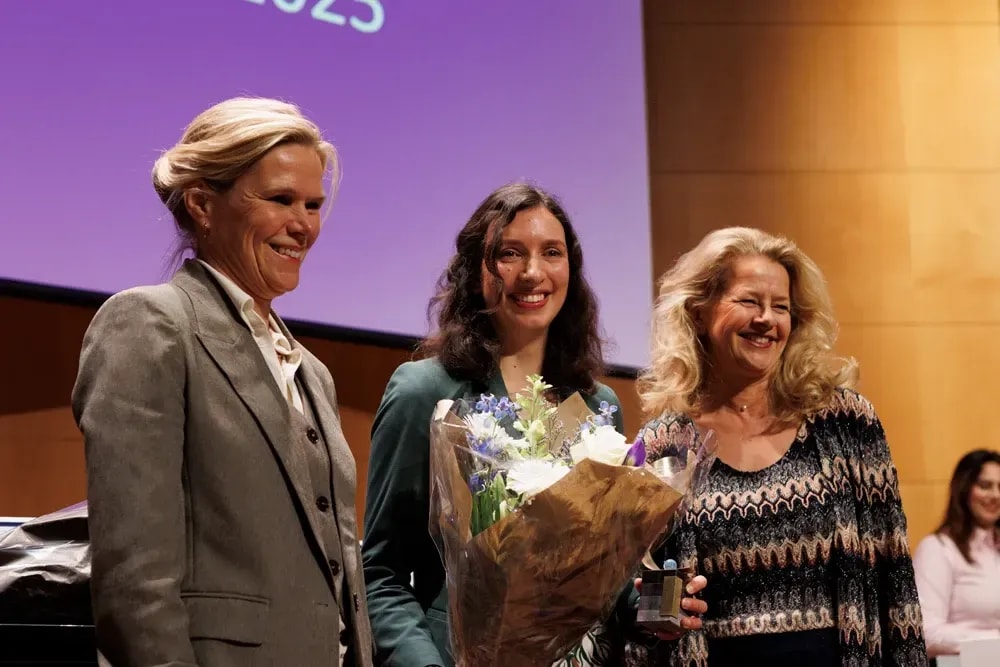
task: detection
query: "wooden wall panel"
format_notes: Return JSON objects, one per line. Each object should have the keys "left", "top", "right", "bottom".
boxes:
{"left": 899, "top": 481, "right": 948, "bottom": 548}
{"left": 0, "top": 407, "right": 86, "bottom": 516}
{"left": 896, "top": 27, "right": 1000, "bottom": 168}
{"left": 907, "top": 174, "right": 1000, "bottom": 320}
{"left": 647, "top": 26, "right": 907, "bottom": 172}
{"left": 0, "top": 297, "right": 93, "bottom": 414}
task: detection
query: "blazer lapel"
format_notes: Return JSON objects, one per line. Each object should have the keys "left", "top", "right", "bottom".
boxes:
{"left": 171, "top": 262, "right": 331, "bottom": 566}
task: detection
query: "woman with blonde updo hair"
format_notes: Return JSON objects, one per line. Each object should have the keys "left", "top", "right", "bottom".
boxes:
{"left": 622, "top": 227, "right": 926, "bottom": 666}
{"left": 72, "top": 97, "right": 374, "bottom": 666}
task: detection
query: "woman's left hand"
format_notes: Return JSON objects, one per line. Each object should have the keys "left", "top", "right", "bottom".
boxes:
{"left": 634, "top": 574, "right": 708, "bottom": 640}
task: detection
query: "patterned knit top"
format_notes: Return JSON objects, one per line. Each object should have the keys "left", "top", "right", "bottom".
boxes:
{"left": 692, "top": 426, "right": 838, "bottom": 639}
{"left": 621, "top": 388, "right": 927, "bottom": 667}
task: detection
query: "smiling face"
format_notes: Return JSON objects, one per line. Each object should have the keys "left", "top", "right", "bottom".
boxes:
{"left": 968, "top": 462, "right": 1000, "bottom": 529}
{"left": 700, "top": 255, "right": 793, "bottom": 384}
{"left": 193, "top": 143, "right": 326, "bottom": 314}
{"left": 481, "top": 206, "right": 569, "bottom": 346}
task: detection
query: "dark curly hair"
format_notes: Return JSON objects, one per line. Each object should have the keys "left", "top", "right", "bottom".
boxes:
{"left": 418, "top": 183, "right": 605, "bottom": 397}
{"left": 936, "top": 448, "right": 1000, "bottom": 563}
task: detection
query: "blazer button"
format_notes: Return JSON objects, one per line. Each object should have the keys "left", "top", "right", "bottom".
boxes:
{"left": 306, "top": 427, "right": 319, "bottom": 443}
{"left": 328, "top": 558, "right": 341, "bottom": 575}
{"left": 316, "top": 496, "right": 330, "bottom": 512}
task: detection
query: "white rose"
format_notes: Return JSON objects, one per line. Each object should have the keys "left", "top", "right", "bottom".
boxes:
{"left": 570, "top": 425, "right": 631, "bottom": 466}
{"left": 506, "top": 460, "right": 570, "bottom": 498}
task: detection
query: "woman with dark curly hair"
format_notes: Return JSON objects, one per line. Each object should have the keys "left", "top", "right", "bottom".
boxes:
{"left": 360, "top": 183, "right": 704, "bottom": 667}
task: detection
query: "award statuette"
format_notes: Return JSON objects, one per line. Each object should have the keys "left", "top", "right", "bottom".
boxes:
{"left": 636, "top": 559, "right": 691, "bottom": 634}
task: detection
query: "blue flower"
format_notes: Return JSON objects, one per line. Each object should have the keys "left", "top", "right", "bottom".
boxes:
{"left": 493, "top": 396, "right": 517, "bottom": 421}
{"left": 468, "top": 472, "right": 485, "bottom": 493}
{"left": 473, "top": 393, "right": 517, "bottom": 423}
{"left": 468, "top": 468, "right": 500, "bottom": 494}
{"left": 466, "top": 432, "right": 502, "bottom": 458}
{"left": 475, "top": 394, "right": 498, "bottom": 414}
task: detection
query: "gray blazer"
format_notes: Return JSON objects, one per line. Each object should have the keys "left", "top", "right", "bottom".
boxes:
{"left": 72, "top": 260, "right": 374, "bottom": 667}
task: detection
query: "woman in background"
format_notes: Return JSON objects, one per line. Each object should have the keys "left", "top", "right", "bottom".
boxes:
{"left": 913, "top": 449, "right": 1000, "bottom": 658}
{"left": 361, "top": 183, "right": 706, "bottom": 667}
{"left": 626, "top": 227, "right": 925, "bottom": 666}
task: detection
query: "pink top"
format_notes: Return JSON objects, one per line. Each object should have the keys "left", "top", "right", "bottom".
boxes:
{"left": 912, "top": 529, "right": 1000, "bottom": 657}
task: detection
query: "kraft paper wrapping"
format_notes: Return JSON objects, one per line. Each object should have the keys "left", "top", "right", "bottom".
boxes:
{"left": 428, "top": 401, "right": 684, "bottom": 667}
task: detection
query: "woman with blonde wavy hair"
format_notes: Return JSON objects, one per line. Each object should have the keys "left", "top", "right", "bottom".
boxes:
{"left": 622, "top": 227, "right": 926, "bottom": 666}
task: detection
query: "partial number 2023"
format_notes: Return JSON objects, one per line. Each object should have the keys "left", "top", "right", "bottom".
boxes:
{"left": 244, "top": 0, "right": 384, "bottom": 35}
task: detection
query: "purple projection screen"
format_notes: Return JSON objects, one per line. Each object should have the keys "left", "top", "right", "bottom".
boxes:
{"left": 1, "top": 2, "right": 652, "bottom": 369}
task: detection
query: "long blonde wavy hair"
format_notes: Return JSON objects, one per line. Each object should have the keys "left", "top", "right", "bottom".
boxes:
{"left": 637, "top": 227, "right": 858, "bottom": 423}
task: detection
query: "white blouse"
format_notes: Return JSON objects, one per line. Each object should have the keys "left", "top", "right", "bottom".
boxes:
{"left": 912, "top": 529, "right": 1000, "bottom": 657}
{"left": 197, "top": 260, "right": 304, "bottom": 413}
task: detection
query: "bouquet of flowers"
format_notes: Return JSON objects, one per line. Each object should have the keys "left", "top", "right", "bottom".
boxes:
{"left": 427, "top": 375, "right": 715, "bottom": 667}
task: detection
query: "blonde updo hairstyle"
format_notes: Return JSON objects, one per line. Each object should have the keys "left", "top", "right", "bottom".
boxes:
{"left": 637, "top": 227, "right": 858, "bottom": 423}
{"left": 152, "top": 96, "right": 338, "bottom": 254}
